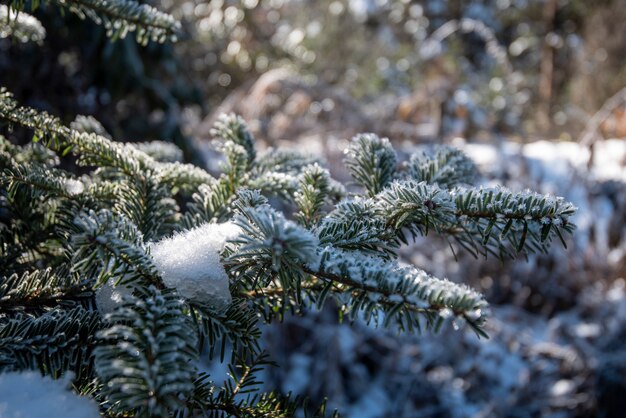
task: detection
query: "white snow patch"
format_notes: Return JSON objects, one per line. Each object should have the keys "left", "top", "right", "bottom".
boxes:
{"left": 150, "top": 222, "right": 241, "bottom": 311}
{"left": 593, "top": 139, "right": 626, "bottom": 181}
{"left": 63, "top": 179, "right": 84, "bottom": 195}
{"left": 550, "top": 379, "right": 575, "bottom": 397}
{"left": 0, "top": 371, "right": 99, "bottom": 418}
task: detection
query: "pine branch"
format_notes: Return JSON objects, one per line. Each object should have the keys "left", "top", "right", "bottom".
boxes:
{"left": 211, "top": 113, "right": 256, "bottom": 167}
{"left": 131, "top": 140, "right": 184, "bottom": 163}
{"left": 182, "top": 181, "right": 235, "bottom": 228}
{"left": 406, "top": 146, "right": 477, "bottom": 189}
{"left": 0, "top": 268, "right": 92, "bottom": 311}
{"left": 247, "top": 171, "right": 299, "bottom": 199}
{"left": 94, "top": 286, "right": 198, "bottom": 416}
{"left": 307, "top": 247, "right": 488, "bottom": 336}
{"left": 1, "top": 159, "right": 83, "bottom": 200}
{"left": 377, "top": 181, "right": 577, "bottom": 258}
{"left": 70, "top": 115, "right": 111, "bottom": 139}
{"left": 226, "top": 204, "right": 320, "bottom": 295}
{"left": 9, "top": 0, "right": 180, "bottom": 45}
{"left": 253, "top": 148, "right": 320, "bottom": 176}
{"left": 217, "top": 141, "right": 249, "bottom": 194}
{"left": 314, "top": 198, "right": 399, "bottom": 257}
{"left": 1, "top": 136, "right": 59, "bottom": 167}
{"left": 344, "top": 133, "right": 397, "bottom": 196}
{"left": 70, "top": 209, "right": 160, "bottom": 287}
{"left": 321, "top": 180, "right": 576, "bottom": 259}
{"left": 181, "top": 375, "right": 330, "bottom": 418}
{"left": 295, "top": 164, "right": 330, "bottom": 228}
{"left": 0, "top": 88, "right": 215, "bottom": 191}
{"left": 112, "top": 176, "right": 178, "bottom": 241}
{"left": 189, "top": 299, "right": 261, "bottom": 363}
{"left": 0, "top": 307, "right": 101, "bottom": 379}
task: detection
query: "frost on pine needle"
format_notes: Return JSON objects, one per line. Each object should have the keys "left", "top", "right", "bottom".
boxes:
{"left": 406, "top": 145, "right": 478, "bottom": 189}
{"left": 0, "top": 371, "right": 100, "bottom": 418}
{"left": 150, "top": 222, "right": 241, "bottom": 311}
{"left": 95, "top": 278, "right": 134, "bottom": 315}
{"left": 315, "top": 246, "right": 488, "bottom": 327}
{"left": 231, "top": 205, "right": 320, "bottom": 271}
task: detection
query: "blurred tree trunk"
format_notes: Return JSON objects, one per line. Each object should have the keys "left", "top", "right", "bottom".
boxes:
{"left": 536, "top": 0, "right": 558, "bottom": 134}
{"left": 564, "top": 0, "right": 626, "bottom": 138}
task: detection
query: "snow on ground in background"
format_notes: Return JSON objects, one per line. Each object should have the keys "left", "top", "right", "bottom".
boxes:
{"left": 0, "top": 371, "right": 100, "bottom": 418}
{"left": 462, "top": 138, "right": 626, "bottom": 264}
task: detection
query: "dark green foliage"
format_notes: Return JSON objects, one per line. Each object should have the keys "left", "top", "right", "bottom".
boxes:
{"left": 0, "top": 307, "right": 100, "bottom": 379}
{"left": 211, "top": 113, "right": 257, "bottom": 167}
{"left": 8, "top": 0, "right": 180, "bottom": 45}
{"left": 94, "top": 286, "right": 198, "bottom": 416}
{"left": 295, "top": 164, "right": 331, "bottom": 228}
{"left": 406, "top": 146, "right": 478, "bottom": 189}
{"left": 345, "top": 133, "right": 397, "bottom": 196}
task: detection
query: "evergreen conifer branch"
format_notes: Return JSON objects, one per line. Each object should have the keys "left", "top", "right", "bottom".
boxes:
{"left": 253, "top": 148, "right": 321, "bottom": 177}
{"left": 189, "top": 299, "right": 261, "bottom": 363}
{"left": 70, "top": 114, "right": 112, "bottom": 139}
{"left": 181, "top": 374, "right": 335, "bottom": 418}
{"left": 295, "top": 164, "right": 330, "bottom": 228}
{"left": 1, "top": 136, "right": 59, "bottom": 167}
{"left": 112, "top": 176, "right": 178, "bottom": 241}
{"left": 0, "top": 88, "right": 215, "bottom": 190}
{"left": 1, "top": 160, "right": 82, "bottom": 200}
{"left": 9, "top": 0, "right": 180, "bottom": 45}
{"left": 131, "top": 140, "right": 184, "bottom": 163}
{"left": 217, "top": 141, "right": 249, "bottom": 193}
{"left": 345, "top": 133, "right": 397, "bottom": 196}
{"left": 315, "top": 198, "right": 399, "bottom": 257}
{"left": 0, "top": 91, "right": 578, "bottom": 414}
{"left": 182, "top": 182, "right": 235, "bottom": 228}
{"left": 70, "top": 209, "right": 160, "bottom": 287}
{"left": 211, "top": 113, "right": 256, "bottom": 167}
{"left": 0, "top": 5, "right": 45, "bottom": 44}
{"left": 406, "top": 146, "right": 478, "bottom": 189}
{"left": 94, "top": 286, "right": 198, "bottom": 416}
{"left": 308, "top": 247, "right": 488, "bottom": 335}
{"left": 0, "top": 307, "right": 100, "bottom": 379}
{"left": 319, "top": 180, "right": 576, "bottom": 259}
{"left": 227, "top": 204, "right": 320, "bottom": 296}
{"left": 0, "top": 269, "right": 92, "bottom": 311}
{"left": 247, "top": 171, "right": 299, "bottom": 199}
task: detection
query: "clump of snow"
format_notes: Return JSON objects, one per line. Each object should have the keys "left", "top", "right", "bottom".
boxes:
{"left": 150, "top": 222, "right": 241, "bottom": 311}
{"left": 0, "top": 371, "right": 99, "bottom": 418}
{"left": 63, "top": 179, "right": 84, "bottom": 195}
{"left": 0, "top": 5, "right": 46, "bottom": 44}
{"left": 95, "top": 279, "right": 134, "bottom": 315}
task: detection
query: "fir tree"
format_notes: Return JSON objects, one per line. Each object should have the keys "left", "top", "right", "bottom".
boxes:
{"left": 0, "top": 3, "right": 577, "bottom": 417}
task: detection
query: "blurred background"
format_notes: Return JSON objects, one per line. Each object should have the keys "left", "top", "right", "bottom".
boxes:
{"left": 3, "top": 0, "right": 626, "bottom": 416}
